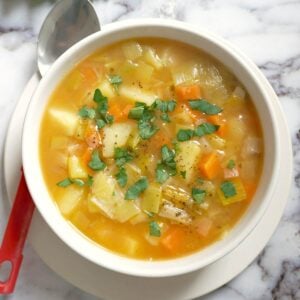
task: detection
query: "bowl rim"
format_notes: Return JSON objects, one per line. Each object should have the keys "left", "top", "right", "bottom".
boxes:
{"left": 22, "top": 18, "right": 281, "bottom": 277}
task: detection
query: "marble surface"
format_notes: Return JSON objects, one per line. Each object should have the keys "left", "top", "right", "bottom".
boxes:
{"left": 0, "top": 0, "right": 299, "bottom": 299}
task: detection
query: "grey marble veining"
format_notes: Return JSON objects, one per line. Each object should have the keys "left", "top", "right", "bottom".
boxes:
{"left": 0, "top": 0, "right": 299, "bottom": 299}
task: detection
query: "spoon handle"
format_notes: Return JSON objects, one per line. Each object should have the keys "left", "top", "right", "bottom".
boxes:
{"left": 0, "top": 171, "right": 35, "bottom": 294}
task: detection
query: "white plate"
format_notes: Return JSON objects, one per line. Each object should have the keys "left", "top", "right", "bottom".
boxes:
{"left": 4, "top": 72, "right": 292, "bottom": 299}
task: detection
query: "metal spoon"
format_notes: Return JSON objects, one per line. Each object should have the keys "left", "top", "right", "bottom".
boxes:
{"left": 0, "top": 0, "right": 100, "bottom": 294}
{"left": 38, "top": 0, "right": 100, "bottom": 76}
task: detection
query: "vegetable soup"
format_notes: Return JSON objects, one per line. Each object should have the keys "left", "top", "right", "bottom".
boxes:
{"left": 40, "top": 39, "right": 263, "bottom": 260}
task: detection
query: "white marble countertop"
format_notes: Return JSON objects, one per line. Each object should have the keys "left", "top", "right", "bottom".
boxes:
{"left": 0, "top": 0, "right": 299, "bottom": 299}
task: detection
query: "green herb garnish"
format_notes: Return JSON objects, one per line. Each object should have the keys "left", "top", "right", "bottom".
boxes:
{"left": 138, "top": 119, "right": 159, "bottom": 139}
{"left": 125, "top": 177, "right": 148, "bottom": 200}
{"left": 155, "top": 145, "right": 177, "bottom": 183}
{"left": 128, "top": 105, "right": 145, "bottom": 120}
{"left": 194, "top": 123, "right": 219, "bottom": 137}
{"left": 177, "top": 129, "right": 194, "bottom": 142}
{"left": 180, "top": 171, "right": 186, "bottom": 179}
{"left": 227, "top": 160, "right": 235, "bottom": 169}
{"left": 220, "top": 181, "right": 237, "bottom": 198}
{"left": 114, "top": 147, "right": 134, "bottom": 167}
{"left": 189, "top": 99, "right": 222, "bottom": 115}
{"left": 160, "top": 112, "right": 170, "bottom": 123}
{"left": 57, "top": 178, "right": 73, "bottom": 187}
{"left": 86, "top": 175, "right": 94, "bottom": 187}
{"left": 115, "top": 167, "right": 128, "bottom": 187}
{"left": 153, "top": 99, "right": 177, "bottom": 112}
{"left": 109, "top": 74, "right": 122, "bottom": 93}
{"left": 192, "top": 188, "right": 206, "bottom": 204}
{"left": 93, "top": 88, "right": 107, "bottom": 103}
{"left": 72, "top": 179, "right": 85, "bottom": 187}
{"left": 78, "top": 106, "right": 96, "bottom": 119}
{"left": 96, "top": 119, "right": 106, "bottom": 129}
{"left": 88, "top": 150, "right": 106, "bottom": 171}
{"left": 149, "top": 221, "right": 161, "bottom": 237}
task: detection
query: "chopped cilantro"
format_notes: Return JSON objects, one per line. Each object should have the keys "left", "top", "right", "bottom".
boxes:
{"left": 72, "top": 178, "right": 85, "bottom": 187}
{"left": 177, "top": 129, "right": 194, "bottom": 142}
{"left": 93, "top": 88, "right": 107, "bottom": 103}
{"left": 88, "top": 150, "right": 106, "bottom": 171}
{"left": 194, "top": 123, "right": 219, "bottom": 137}
{"left": 227, "top": 160, "right": 235, "bottom": 169}
{"left": 114, "top": 147, "right": 134, "bottom": 167}
{"left": 160, "top": 112, "right": 171, "bottom": 123}
{"left": 149, "top": 221, "right": 161, "bottom": 237}
{"left": 153, "top": 99, "right": 177, "bottom": 113}
{"left": 220, "top": 181, "right": 237, "bottom": 198}
{"left": 192, "top": 188, "right": 206, "bottom": 204}
{"left": 155, "top": 145, "right": 177, "bottom": 183}
{"left": 96, "top": 119, "right": 106, "bottom": 129}
{"left": 156, "top": 163, "right": 170, "bottom": 183}
{"left": 57, "top": 178, "right": 72, "bottom": 187}
{"left": 115, "top": 167, "right": 127, "bottom": 187}
{"left": 180, "top": 171, "right": 186, "bottom": 179}
{"left": 86, "top": 175, "right": 94, "bottom": 187}
{"left": 109, "top": 74, "right": 122, "bottom": 93}
{"left": 128, "top": 105, "right": 145, "bottom": 120}
{"left": 138, "top": 119, "right": 159, "bottom": 139}
{"left": 189, "top": 99, "right": 222, "bottom": 115}
{"left": 78, "top": 106, "right": 96, "bottom": 119}
{"left": 125, "top": 177, "right": 148, "bottom": 200}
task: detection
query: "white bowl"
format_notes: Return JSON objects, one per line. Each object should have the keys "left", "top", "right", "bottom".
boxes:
{"left": 22, "top": 19, "right": 280, "bottom": 277}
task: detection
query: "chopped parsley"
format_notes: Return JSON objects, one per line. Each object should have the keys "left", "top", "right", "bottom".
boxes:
{"left": 125, "top": 177, "right": 148, "bottom": 200}
{"left": 114, "top": 147, "right": 134, "bottom": 167}
{"left": 72, "top": 179, "right": 85, "bottom": 187}
{"left": 57, "top": 177, "right": 91, "bottom": 188}
{"left": 115, "top": 167, "right": 128, "bottom": 187}
{"left": 86, "top": 175, "right": 94, "bottom": 187}
{"left": 194, "top": 123, "right": 219, "bottom": 137}
{"left": 78, "top": 106, "right": 96, "bottom": 119}
{"left": 160, "top": 112, "right": 170, "bottom": 123}
{"left": 57, "top": 178, "right": 72, "bottom": 187}
{"left": 227, "top": 160, "right": 235, "bottom": 169}
{"left": 88, "top": 150, "right": 106, "bottom": 171}
{"left": 180, "top": 171, "right": 186, "bottom": 179}
{"left": 189, "top": 99, "right": 222, "bottom": 115}
{"left": 149, "top": 221, "right": 161, "bottom": 237}
{"left": 220, "top": 181, "right": 237, "bottom": 198}
{"left": 138, "top": 119, "right": 159, "bottom": 139}
{"left": 177, "top": 129, "right": 194, "bottom": 142}
{"left": 155, "top": 145, "right": 177, "bottom": 183}
{"left": 96, "top": 119, "right": 106, "bottom": 129}
{"left": 128, "top": 105, "right": 145, "bottom": 120}
{"left": 152, "top": 99, "right": 177, "bottom": 123}
{"left": 192, "top": 188, "right": 206, "bottom": 204}
{"left": 108, "top": 74, "right": 122, "bottom": 93}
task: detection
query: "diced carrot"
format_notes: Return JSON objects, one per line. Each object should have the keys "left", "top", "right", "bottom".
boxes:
{"left": 193, "top": 217, "right": 213, "bottom": 237}
{"left": 199, "top": 152, "right": 221, "bottom": 180}
{"left": 108, "top": 103, "right": 134, "bottom": 122}
{"left": 108, "top": 103, "right": 123, "bottom": 122}
{"left": 122, "top": 103, "right": 134, "bottom": 118}
{"left": 85, "top": 125, "right": 101, "bottom": 149}
{"left": 81, "top": 147, "right": 93, "bottom": 165}
{"left": 175, "top": 85, "right": 201, "bottom": 102}
{"left": 206, "top": 114, "right": 227, "bottom": 137}
{"left": 161, "top": 226, "right": 185, "bottom": 252}
{"left": 244, "top": 181, "right": 257, "bottom": 200}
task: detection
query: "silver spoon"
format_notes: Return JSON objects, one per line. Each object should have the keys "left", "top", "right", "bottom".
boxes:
{"left": 0, "top": 0, "right": 100, "bottom": 294}
{"left": 38, "top": 0, "right": 100, "bottom": 76}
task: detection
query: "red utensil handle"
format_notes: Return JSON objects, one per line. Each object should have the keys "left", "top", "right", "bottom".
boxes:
{"left": 0, "top": 171, "right": 35, "bottom": 294}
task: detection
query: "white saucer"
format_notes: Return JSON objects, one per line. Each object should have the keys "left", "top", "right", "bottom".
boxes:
{"left": 4, "top": 72, "right": 292, "bottom": 299}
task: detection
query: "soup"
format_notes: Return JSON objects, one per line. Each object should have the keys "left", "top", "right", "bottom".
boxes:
{"left": 40, "top": 39, "right": 263, "bottom": 260}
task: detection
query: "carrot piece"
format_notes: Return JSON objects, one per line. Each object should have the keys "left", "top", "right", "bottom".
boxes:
{"left": 175, "top": 85, "right": 201, "bottom": 101}
{"left": 108, "top": 103, "right": 123, "bottom": 122}
{"left": 81, "top": 147, "right": 93, "bottom": 165}
{"left": 122, "top": 103, "right": 134, "bottom": 119}
{"left": 244, "top": 181, "right": 257, "bottom": 200}
{"left": 199, "top": 152, "right": 221, "bottom": 180}
{"left": 161, "top": 226, "right": 185, "bottom": 252}
{"left": 206, "top": 115, "right": 227, "bottom": 137}
{"left": 85, "top": 125, "right": 101, "bottom": 149}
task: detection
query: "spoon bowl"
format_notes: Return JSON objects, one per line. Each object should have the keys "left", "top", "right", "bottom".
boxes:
{"left": 38, "top": 0, "right": 100, "bottom": 76}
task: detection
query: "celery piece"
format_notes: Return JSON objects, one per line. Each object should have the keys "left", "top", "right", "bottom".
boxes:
{"left": 141, "top": 183, "right": 162, "bottom": 213}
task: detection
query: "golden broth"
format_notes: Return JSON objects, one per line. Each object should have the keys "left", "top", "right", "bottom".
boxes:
{"left": 40, "top": 39, "right": 263, "bottom": 260}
